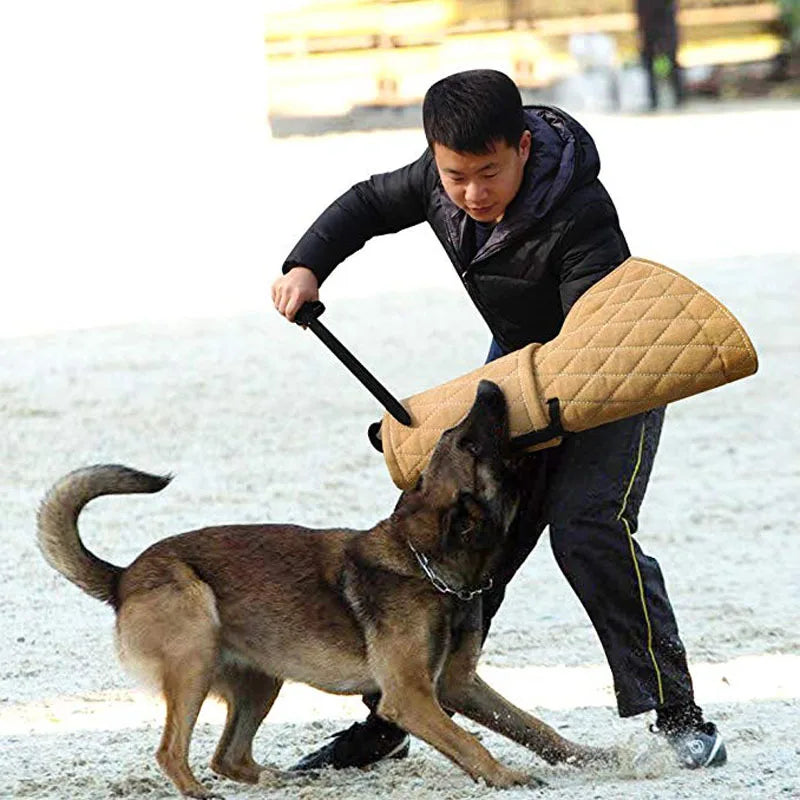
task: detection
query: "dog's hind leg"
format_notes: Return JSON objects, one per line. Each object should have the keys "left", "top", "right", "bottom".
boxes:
{"left": 117, "top": 563, "right": 221, "bottom": 798}
{"left": 159, "top": 661, "right": 219, "bottom": 798}
{"left": 210, "top": 666, "right": 282, "bottom": 784}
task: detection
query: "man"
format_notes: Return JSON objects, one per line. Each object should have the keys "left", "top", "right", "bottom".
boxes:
{"left": 636, "top": 0, "right": 684, "bottom": 110}
{"left": 272, "top": 70, "right": 725, "bottom": 771}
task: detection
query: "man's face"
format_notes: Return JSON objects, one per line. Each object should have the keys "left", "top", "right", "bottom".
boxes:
{"left": 433, "top": 130, "right": 531, "bottom": 224}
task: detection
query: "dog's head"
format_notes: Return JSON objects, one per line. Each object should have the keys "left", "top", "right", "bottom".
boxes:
{"left": 415, "top": 380, "right": 519, "bottom": 552}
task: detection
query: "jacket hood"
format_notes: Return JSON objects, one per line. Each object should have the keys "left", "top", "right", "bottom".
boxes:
{"left": 507, "top": 106, "right": 601, "bottom": 224}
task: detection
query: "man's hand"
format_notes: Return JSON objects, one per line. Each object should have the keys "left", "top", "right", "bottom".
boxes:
{"left": 271, "top": 266, "right": 319, "bottom": 322}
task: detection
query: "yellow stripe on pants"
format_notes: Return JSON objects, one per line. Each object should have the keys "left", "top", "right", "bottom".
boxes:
{"left": 617, "top": 420, "right": 665, "bottom": 706}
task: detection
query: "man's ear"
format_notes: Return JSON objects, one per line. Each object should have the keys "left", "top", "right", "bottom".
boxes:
{"left": 519, "top": 129, "right": 532, "bottom": 161}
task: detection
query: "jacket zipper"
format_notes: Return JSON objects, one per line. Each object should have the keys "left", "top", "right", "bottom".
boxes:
{"left": 446, "top": 219, "right": 512, "bottom": 351}
{"left": 459, "top": 264, "right": 513, "bottom": 351}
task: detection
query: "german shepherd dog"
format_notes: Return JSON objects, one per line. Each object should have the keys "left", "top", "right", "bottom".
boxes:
{"left": 37, "top": 381, "right": 611, "bottom": 797}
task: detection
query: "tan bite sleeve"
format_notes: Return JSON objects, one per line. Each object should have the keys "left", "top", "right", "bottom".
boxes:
{"left": 380, "top": 257, "right": 758, "bottom": 490}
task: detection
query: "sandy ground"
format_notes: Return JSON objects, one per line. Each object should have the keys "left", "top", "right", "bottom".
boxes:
{"left": 2, "top": 104, "right": 800, "bottom": 799}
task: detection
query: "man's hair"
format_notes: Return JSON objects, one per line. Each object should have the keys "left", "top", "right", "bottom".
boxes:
{"left": 422, "top": 69, "right": 525, "bottom": 154}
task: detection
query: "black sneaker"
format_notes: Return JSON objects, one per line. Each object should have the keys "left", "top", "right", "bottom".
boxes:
{"left": 665, "top": 722, "right": 727, "bottom": 769}
{"left": 291, "top": 715, "right": 411, "bottom": 771}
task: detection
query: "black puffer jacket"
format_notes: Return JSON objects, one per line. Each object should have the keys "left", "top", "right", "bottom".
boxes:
{"left": 283, "top": 106, "right": 630, "bottom": 352}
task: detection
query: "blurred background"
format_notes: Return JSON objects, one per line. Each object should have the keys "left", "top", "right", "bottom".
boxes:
{"left": 267, "top": 0, "right": 800, "bottom": 134}
{"left": 0, "top": 0, "right": 797, "bottom": 337}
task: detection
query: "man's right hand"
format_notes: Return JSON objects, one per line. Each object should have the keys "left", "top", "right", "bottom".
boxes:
{"left": 271, "top": 266, "right": 319, "bottom": 322}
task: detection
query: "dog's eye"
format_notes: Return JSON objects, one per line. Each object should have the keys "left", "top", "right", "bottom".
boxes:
{"left": 459, "top": 438, "right": 481, "bottom": 456}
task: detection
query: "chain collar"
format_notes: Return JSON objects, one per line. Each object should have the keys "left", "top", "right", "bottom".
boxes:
{"left": 407, "top": 540, "right": 493, "bottom": 602}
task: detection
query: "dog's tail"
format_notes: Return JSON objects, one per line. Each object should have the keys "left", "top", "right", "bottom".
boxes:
{"left": 37, "top": 464, "right": 172, "bottom": 606}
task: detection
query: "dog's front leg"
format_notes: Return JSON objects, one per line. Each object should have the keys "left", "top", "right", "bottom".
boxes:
{"left": 377, "top": 680, "right": 533, "bottom": 788}
{"left": 367, "top": 626, "right": 536, "bottom": 793}
{"left": 440, "top": 672, "right": 616, "bottom": 768}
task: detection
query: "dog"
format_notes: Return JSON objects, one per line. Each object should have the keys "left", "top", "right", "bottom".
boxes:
{"left": 37, "top": 380, "right": 612, "bottom": 797}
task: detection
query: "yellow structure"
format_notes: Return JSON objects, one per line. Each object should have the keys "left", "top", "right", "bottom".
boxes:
{"left": 265, "top": 1, "right": 783, "bottom": 117}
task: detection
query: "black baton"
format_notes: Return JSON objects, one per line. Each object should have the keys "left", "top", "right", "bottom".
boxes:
{"left": 294, "top": 301, "right": 412, "bottom": 427}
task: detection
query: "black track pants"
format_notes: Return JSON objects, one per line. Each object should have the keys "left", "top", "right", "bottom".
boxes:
{"left": 482, "top": 407, "right": 695, "bottom": 716}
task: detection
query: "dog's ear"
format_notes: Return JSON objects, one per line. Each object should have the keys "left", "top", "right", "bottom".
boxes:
{"left": 440, "top": 491, "right": 490, "bottom": 551}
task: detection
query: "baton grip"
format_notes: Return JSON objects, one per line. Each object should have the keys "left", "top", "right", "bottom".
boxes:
{"left": 294, "top": 300, "right": 326, "bottom": 326}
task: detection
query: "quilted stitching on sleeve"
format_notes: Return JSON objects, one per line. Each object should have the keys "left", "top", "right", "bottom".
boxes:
{"left": 381, "top": 258, "right": 758, "bottom": 489}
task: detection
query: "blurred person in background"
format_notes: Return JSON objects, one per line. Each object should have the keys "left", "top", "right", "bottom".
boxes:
{"left": 272, "top": 70, "right": 724, "bottom": 773}
{"left": 636, "top": 0, "right": 684, "bottom": 109}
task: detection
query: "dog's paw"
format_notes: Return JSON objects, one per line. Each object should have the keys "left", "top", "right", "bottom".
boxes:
{"left": 514, "top": 772, "right": 547, "bottom": 789}
{"left": 485, "top": 766, "right": 546, "bottom": 789}
{"left": 210, "top": 758, "right": 267, "bottom": 785}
